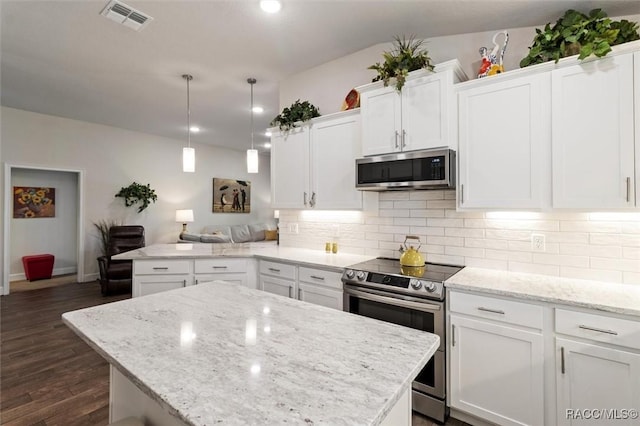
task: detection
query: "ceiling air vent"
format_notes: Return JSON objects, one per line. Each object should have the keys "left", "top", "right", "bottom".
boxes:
{"left": 100, "top": 0, "right": 153, "bottom": 32}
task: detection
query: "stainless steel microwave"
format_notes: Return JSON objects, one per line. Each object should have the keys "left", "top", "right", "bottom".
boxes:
{"left": 355, "top": 148, "right": 455, "bottom": 191}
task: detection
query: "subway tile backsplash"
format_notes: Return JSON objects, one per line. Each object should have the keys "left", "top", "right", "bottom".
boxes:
{"left": 278, "top": 190, "right": 640, "bottom": 285}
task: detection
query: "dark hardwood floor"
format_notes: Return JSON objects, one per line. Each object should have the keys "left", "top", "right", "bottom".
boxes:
{"left": 1, "top": 282, "right": 128, "bottom": 425}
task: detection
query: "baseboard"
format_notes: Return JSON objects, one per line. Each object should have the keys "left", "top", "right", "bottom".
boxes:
{"left": 81, "top": 272, "right": 99, "bottom": 283}
{"left": 10, "top": 266, "right": 78, "bottom": 282}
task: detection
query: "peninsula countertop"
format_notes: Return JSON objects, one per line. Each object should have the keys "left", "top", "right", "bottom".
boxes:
{"left": 113, "top": 243, "right": 375, "bottom": 272}
{"left": 445, "top": 267, "right": 640, "bottom": 318}
{"left": 62, "top": 281, "right": 439, "bottom": 425}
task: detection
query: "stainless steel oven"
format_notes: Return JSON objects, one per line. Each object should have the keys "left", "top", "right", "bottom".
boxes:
{"left": 342, "top": 258, "right": 463, "bottom": 423}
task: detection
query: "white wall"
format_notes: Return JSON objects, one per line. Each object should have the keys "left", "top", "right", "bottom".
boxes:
{"left": 10, "top": 168, "right": 77, "bottom": 278}
{"left": 1, "top": 106, "right": 273, "bottom": 282}
{"left": 280, "top": 14, "right": 640, "bottom": 116}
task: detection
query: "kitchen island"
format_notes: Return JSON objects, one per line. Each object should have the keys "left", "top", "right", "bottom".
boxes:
{"left": 62, "top": 281, "right": 439, "bottom": 425}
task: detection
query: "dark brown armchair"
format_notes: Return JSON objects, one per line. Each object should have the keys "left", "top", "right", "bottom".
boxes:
{"left": 97, "top": 225, "right": 145, "bottom": 296}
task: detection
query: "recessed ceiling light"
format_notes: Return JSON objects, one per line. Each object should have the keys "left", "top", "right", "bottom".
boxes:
{"left": 260, "top": 0, "right": 281, "bottom": 13}
{"left": 264, "top": 142, "right": 272, "bottom": 149}
{"left": 190, "top": 126, "right": 200, "bottom": 133}
{"left": 252, "top": 106, "right": 264, "bottom": 114}
{"left": 265, "top": 131, "right": 272, "bottom": 137}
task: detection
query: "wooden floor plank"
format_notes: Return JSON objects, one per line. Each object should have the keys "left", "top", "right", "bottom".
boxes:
{"left": 0, "top": 282, "right": 128, "bottom": 425}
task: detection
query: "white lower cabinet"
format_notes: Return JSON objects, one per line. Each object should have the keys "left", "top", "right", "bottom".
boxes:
{"left": 555, "top": 308, "right": 640, "bottom": 425}
{"left": 133, "top": 259, "right": 191, "bottom": 297}
{"left": 448, "top": 291, "right": 544, "bottom": 426}
{"left": 259, "top": 261, "right": 343, "bottom": 310}
{"left": 448, "top": 290, "right": 640, "bottom": 426}
{"left": 298, "top": 267, "right": 343, "bottom": 310}
{"left": 194, "top": 258, "right": 256, "bottom": 289}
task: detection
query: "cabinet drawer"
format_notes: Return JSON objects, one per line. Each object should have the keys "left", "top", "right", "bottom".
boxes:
{"left": 555, "top": 309, "right": 640, "bottom": 350}
{"left": 194, "top": 258, "right": 246, "bottom": 274}
{"left": 134, "top": 259, "right": 191, "bottom": 275}
{"left": 449, "top": 291, "right": 543, "bottom": 329}
{"left": 259, "top": 260, "right": 296, "bottom": 280}
{"left": 298, "top": 267, "right": 342, "bottom": 289}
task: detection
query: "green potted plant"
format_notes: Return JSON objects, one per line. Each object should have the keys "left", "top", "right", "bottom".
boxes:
{"left": 270, "top": 100, "right": 321, "bottom": 132}
{"left": 520, "top": 9, "right": 639, "bottom": 67}
{"left": 115, "top": 182, "right": 158, "bottom": 213}
{"left": 368, "top": 35, "right": 435, "bottom": 91}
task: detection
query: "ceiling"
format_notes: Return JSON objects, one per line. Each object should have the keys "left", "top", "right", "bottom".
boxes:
{"left": 2, "top": 1, "right": 639, "bottom": 154}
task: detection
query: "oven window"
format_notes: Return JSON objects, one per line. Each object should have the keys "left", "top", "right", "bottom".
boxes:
{"left": 348, "top": 297, "right": 435, "bottom": 334}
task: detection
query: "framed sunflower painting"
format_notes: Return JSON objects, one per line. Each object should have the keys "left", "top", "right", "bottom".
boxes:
{"left": 13, "top": 187, "right": 55, "bottom": 218}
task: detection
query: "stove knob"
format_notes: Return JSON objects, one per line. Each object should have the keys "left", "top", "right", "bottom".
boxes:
{"left": 424, "top": 282, "right": 437, "bottom": 293}
{"left": 345, "top": 269, "right": 355, "bottom": 280}
{"left": 356, "top": 271, "right": 367, "bottom": 281}
{"left": 410, "top": 279, "right": 422, "bottom": 290}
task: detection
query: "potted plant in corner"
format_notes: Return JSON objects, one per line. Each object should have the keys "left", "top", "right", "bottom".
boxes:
{"left": 520, "top": 8, "right": 639, "bottom": 67}
{"left": 368, "top": 35, "right": 435, "bottom": 91}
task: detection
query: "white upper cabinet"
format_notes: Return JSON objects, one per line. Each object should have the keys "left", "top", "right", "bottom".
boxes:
{"left": 310, "top": 111, "right": 362, "bottom": 209}
{"left": 270, "top": 110, "right": 362, "bottom": 209}
{"left": 457, "top": 72, "right": 551, "bottom": 209}
{"left": 358, "top": 60, "right": 467, "bottom": 156}
{"left": 552, "top": 52, "right": 636, "bottom": 209}
{"left": 270, "top": 126, "right": 310, "bottom": 209}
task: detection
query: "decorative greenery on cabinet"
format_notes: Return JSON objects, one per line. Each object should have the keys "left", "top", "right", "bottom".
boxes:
{"left": 368, "top": 35, "right": 435, "bottom": 91}
{"left": 270, "top": 100, "right": 320, "bottom": 131}
{"left": 115, "top": 182, "right": 158, "bottom": 213}
{"left": 520, "top": 9, "right": 639, "bottom": 67}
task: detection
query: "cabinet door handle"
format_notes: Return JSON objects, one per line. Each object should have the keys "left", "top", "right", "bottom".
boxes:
{"left": 309, "top": 192, "right": 316, "bottom": 208}
{"left": 460, "top": 184, "right": 464, "bottom": 204}
{"left": 394, "top": 131, "right": 400, "bottom": 149}
{"left": 195, "top": 279, "right": 199, "bottom": 285}
{"left": 212, "top": 266, "right": 228, "bottom": 269}
{"left": 560, "top": 346, "right": 565, "bottom": 374}
{"left": 268, "top": 268, "right": 281, "bottom": 273}
{"left": 402, "top": 129, "right": 407, "bottom": 148}
{"left": 183, "top": 280, "right": 187, "bottom": 286}
{"left": 578, "top": 325, "right": 618, "bottom": 336}
{"left": 478, "top": 307, "right": 505, "bottom": 315}
{"left": 298, "top": 288, "right": 302, "bottom": 299}
{"left": 451, "top": 324, "right": 456, "bottom": 347}
{"left": 304, "top": 192, "right": 308, "bottom": 207}
{"left": 288, "top": 286, "right": 292, "bottom": 298}
{"left": 152, "top": 267, "right": 169, "bottom": 270}
{"left": 626, "top": 177, "right": 631, "bottom": 202}
{"left": 310, "top": 275, "right": 325, "bottom": 281}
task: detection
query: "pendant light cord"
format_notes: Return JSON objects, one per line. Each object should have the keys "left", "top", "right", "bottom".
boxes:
{"left": 183, "top": 74, "right": 193, "bottom": 148}
{"left": 248, "top": 78, "right": 256, "bottom": 150}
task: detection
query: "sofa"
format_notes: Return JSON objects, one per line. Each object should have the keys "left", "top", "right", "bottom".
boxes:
{"left": 178, "top": 223, "right": 277, "bottom": 244}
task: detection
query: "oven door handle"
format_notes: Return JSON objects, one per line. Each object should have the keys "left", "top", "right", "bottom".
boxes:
{"left": 344, "top": 287, "right": 441, "bottom": 313}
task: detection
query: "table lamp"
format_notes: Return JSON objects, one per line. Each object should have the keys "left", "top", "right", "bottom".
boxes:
{"left": 176, "top": 209, "right": 194, "bottom": 238}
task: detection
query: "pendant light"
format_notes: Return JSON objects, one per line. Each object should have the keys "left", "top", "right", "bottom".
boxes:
{"left": 246, "top": 78, "right": 259, "bottom": 174}
{"left": 182, "top": 74, "right": 195, "bottom": 173}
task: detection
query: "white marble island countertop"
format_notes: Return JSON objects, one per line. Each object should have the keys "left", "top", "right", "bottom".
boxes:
{"left": 445, "top": 267, "right": 640, "bottom": 318}
{"left": 113, "top": 243, "right": 375, "bottom": 272}
{"left": 62, "top": 281, "right": 439, "bottom": 425}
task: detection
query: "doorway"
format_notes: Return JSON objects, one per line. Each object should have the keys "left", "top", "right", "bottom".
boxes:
{"left": 3, "top": 164, "right": 85, "bottom": 295}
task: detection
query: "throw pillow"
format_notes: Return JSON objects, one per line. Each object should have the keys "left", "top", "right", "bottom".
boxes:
{"left": 180, "top": 232, "right": 202, "bottom": 242}
{"left": 264, "top": 230, "right": 278, "bottom": 241}
{"left": 248, "top": 223, "right": 266, "bottom": 242}
{"left": 230, "top": 224, "right": 252, "bottom": 243}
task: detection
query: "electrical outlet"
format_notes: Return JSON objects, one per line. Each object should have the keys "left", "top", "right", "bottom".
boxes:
{"left": 288, "top": 223, "right": 299, "bottom": 234}
{"left": 531, "top": 234, "right": 546, "bottom": 252}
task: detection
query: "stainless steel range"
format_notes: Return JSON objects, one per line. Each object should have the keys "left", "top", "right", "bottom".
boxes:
{"left": 341, "top": 257, "right": 464, "bottom": 423}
